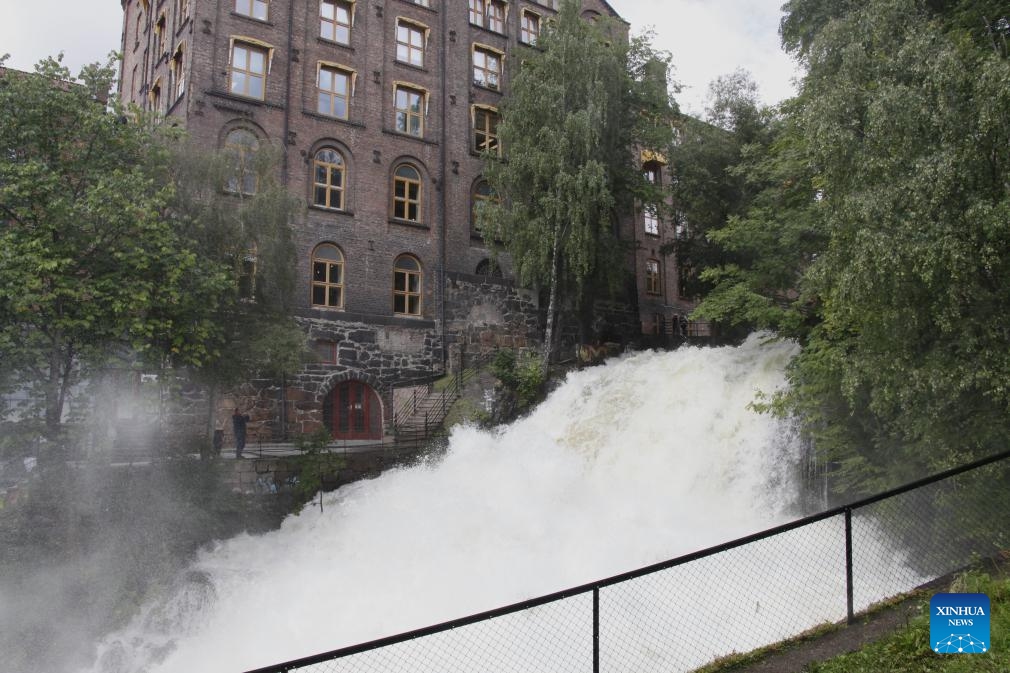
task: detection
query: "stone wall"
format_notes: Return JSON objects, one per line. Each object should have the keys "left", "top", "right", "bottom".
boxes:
{"left": 444, "top": 271, "right": 541, "bottom": 352}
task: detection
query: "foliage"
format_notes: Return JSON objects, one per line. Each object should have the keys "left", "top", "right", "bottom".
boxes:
{"left": 479, "top": 0, "right": 677, "bottom": 368}
{"left": 292, "top": 428, "right": 344, "bottom": 509}
{"left": 773, "top": 0, "right": 1010, "bottom": 487}
{"left": 0, "top": 56, "right": 228, "bottom": 447}
{"left": 0, "top": 55, "right": 306, "bottom": 457}
{"left": 807, "top": 571, "right": 1010, "bottom": 672}
{"left": 490, "top": 349, "right": 545, "bottom": 409}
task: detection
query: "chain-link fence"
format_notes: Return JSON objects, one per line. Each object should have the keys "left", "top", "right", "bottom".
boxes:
{"left": 246, "top": 450, "right": 1010, "bottom": 673}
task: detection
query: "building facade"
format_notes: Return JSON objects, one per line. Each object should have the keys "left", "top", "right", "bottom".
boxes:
{"left": 119, "top": 0, "right": 696, "bottom": 443}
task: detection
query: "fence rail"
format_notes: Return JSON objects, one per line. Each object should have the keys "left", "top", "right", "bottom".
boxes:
{"left": 246, "top": 449, "right": 1010, "bottom": 673}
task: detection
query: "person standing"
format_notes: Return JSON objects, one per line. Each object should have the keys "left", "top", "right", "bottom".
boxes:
{"left": 232, "top": 408, "right": 250, "bottom": 458}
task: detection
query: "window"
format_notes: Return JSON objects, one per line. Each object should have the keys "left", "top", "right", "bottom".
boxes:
{"left": 468, "top": 0, "right": 483, "bottom": 26}
{"left": 317, "top": 64, "right": 351, "bottom": 118}
{"left": 224, "top": 128, "right": 259, "bottom": 195}
{"left": 314, "top": 340, "right": 338, "bottom": 364}
{"left": 487, "top": 0, "right": 506, "bottom": 32}
{"left": 411, "top": 0, "right": 429, "bottom": 5}
{"left": 235, "top": 0, "right": 268, "bottom": 20}
{"left": 313, "top": 148, "right": 346, "bottom": 210}
{"left": 155, "top": 13, "right": 167, "bottom": 54}
{"left": 239, "top": 248, "right": 257, "bottom": 299}
{"left": 643, "top": 206, "right": 659, "bottom": 235}
{"left": 393, "top": 255, "right": 422, "bottom": 316}
{"left": 392, "top": 164, "right": 422, "bottom": 222}
{"left": 311, "top": 244, "right": 344, "bottom": 309}
{"left": 149, "top": 78, "right": 162, "bottom": 113}
{"left": 394, "top": 84, "right": 425, "bottom": 136}
{"left": 475, "top": 259, "right": 502, "bottom": 277}
{"left": 177, "top": 0, "right": 190, "bottom": 20}
{"left": 320, "top": 0, "right": 352, "bottom": 44}
{"left": 230, "top": 41, "right": 268, "bottom": 99}
{"left": 472, "top": 106, "right": 500, "bottom": 155}
{"left": 396, "top": 20, "right": 426, "bottom": 67}
{"left": 472, "top": 45, "right": 502, "bottom": 90}
{"left": 534, "top": 0, "right": 557, "bottom": 8}
{"left": 644, "top": 163, "right": 661, "bottom": 184}
{"left": 172, "top": 44, "right": 186, "bottom": 99}
{"left": 520, "top": 10, "right": 540, "bottom": 44}
{"left": 470, "top": 0, "right": 506, "bottom": 32}
{"left": 471, "top": 179, "right": 499, "bottom": 233}
{"left": 645, "top": 259, "right": 661, "bottom": 295}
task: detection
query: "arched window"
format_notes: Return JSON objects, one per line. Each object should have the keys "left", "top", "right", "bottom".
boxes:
{"left": 392, "top": 164, "right": 422, "bottom": 222}
{"left": 393, "top": 255, "right": 422, "bottom": 316}
{"left": 471, "top": 179, "right": 499, "bottom": 236}
{"left": 475, "top": 258, "right": 502, "bottom": 277}
{"left": 311, "top": 243, "right": 344, "bottom": 308}
{"left": 223, "top": 128, "right": 259, "bottom": 195}
{"left": 313, "top": 148, "right": 345, "bottom": 210}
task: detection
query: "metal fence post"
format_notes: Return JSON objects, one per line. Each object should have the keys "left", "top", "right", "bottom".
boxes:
{"left": 593, "top": 587, "right": 600, "bottom": 673}
{"left": 844, "top": 508, "right": 854, "bottom": 625}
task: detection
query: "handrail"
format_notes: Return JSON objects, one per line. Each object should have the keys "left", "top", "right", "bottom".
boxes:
{"left": 244, "top": 447, "right": 1010, "bottom": 673}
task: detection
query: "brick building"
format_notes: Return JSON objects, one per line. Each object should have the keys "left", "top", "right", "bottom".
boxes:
{"left": 118, "top": 0, "right": 697, "bottom": 443}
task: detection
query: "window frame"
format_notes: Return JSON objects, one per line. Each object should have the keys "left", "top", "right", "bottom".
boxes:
{"left": 395, "top": 18, "right": 428, "bottom": 68}
{"left": 171, "top": 43, "right": 186, "bottom": 100}
{"left": 317, "top": 62, "right": 354, "bottom": 119}
{"left": 393, "top": 255, "right": 423, "bottom": 316}
{"left": 471, "top": 105, "right": 501, "bottom": 155}
{"left": 520, "top": 8, "right": 541, "bottom": 45}
{"left": 393, "top": 83, "right": 427, "bottom": 137}
{"left": 320, "top": 0, "right": 354, "bottom": 45}
{"left": 645, "top": 258, "right": 661, "bottom": 295}
{"left": 392, "top": 163, "right": 423, "bottom": 223}
{"left": 472, "top": 43, "right": 503, "bottom": 90}
{"left": 311, "top": 243, "right": 346, "bottom": 310}
{"left": 643, "top": 206, "right": 659, "bottom": 236}
{"left": 235, "top": 0, "right": 269, "bottom": 21}
{"left": 223, "top": 128, "right": 260, "bottom": 196}
{"left": 312, "top": 148, "right": 347, "bottom": 211}
{"left": 229, "top": 38, "right": 272, "bottom": 100}
{"left": 471, "top": 179, "right": 499, "bottom": 236}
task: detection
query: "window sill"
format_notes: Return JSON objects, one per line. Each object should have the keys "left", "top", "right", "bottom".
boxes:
{"left": 394, "top": 60, "right": 428, "bottom": 73}
{"left": 230, "top": 11, "right": 274, "bottom": 26}
{"left": 301, "top": 109, "right": 364, "bottom": 128}
{"left": 390, "top": 218, "right": 429, "bottom": 230}
{"left": 209, "top": 89, "right": 284, "bottom": 110}
{"left": 381, "top": 127, "right": 439, "bottom": 146}
{"left": 469, "top": 23, "right": 508, "bottom": 40}
{"left": 309, "top": 205, "right": 355, "bottom": 217}
{"left": 472, "top": 82, "right": 502, "bottom": 94}
{"left": 317, "top": 37, "right": 353, "bottom": 51}
{"left": 398, "top": 0, "right": 438, "bottom": 15}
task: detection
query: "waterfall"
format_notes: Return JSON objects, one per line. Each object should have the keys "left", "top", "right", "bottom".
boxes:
{"left": 84, "top": 334, "right": 894, "bottom": 673}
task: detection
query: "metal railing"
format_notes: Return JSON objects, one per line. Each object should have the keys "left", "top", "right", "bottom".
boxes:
{"left": 391, "top": 349, "right": 490, "bottom": 439}
{"left": 246, "top": 449, "right": 1010, "bottom": 673}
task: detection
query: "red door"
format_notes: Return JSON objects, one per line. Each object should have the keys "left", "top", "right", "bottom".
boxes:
{"left": 327, "top": 381, "right": 382, "bottom": 440}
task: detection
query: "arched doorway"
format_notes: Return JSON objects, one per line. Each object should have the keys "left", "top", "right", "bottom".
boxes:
{"left": 323, "top": 381, "right": 382, "bottom": 440}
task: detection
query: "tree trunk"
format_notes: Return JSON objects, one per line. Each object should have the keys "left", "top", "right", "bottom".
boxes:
{"left": 541, "top": 227, "right": 562, "bottom": 375}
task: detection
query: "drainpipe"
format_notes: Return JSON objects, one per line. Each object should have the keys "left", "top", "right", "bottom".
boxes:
{"left": 437, "top": 0, "right": 449, "bottom": 372}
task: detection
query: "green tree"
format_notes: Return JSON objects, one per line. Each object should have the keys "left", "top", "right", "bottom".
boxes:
{"left": 774, "top": 0, "right": 1010, "bottom": 489}
{"left": 0, "top": 57, "right": 231, "bottom": 452}
{"left": 478, "top": 0, "right": 676, "bottom": 370}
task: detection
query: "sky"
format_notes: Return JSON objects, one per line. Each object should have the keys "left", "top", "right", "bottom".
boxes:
{"left": 0, "top": 0, "right": 800, "bottom": 118}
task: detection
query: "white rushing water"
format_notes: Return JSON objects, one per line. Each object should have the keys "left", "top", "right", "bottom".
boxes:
{"left": 85, "top": 334, "right": 917, "bottom": 673}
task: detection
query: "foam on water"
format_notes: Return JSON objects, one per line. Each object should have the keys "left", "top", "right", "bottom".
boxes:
{"left": 85, "top": 334, "right": 912, "bottom": 673}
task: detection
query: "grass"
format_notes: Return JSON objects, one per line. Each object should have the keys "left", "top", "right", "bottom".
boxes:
{"left": 807, "top": 571, "right": 1010, "bottom": 673}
